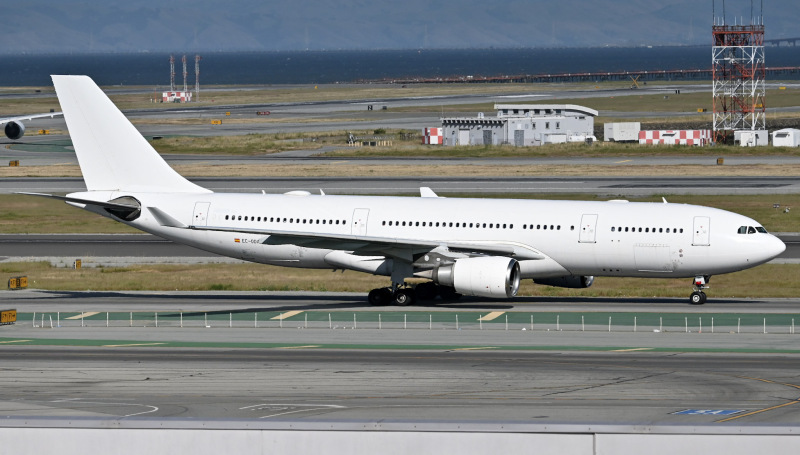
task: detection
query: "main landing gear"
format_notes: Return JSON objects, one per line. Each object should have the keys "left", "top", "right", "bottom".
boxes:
{"left": 367, "top": 282, "right": 461, "bottom": 306}
{"left": 689, "top": 275, "right": 710, "bottom": 305}
{"left": 367, "top": 286, "right": 415, "bottom": 307}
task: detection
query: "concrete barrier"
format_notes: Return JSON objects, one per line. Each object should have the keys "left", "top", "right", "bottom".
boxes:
{"left": 0, "top": 419, "right": 797, "bottom": 455}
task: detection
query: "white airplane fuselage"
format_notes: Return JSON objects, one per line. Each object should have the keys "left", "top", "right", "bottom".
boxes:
{"left": 72, "top": 190, "right": 785, "bottom": 280}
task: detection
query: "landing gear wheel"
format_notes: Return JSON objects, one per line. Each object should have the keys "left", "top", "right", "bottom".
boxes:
{"left": 393, "top": 288, "right": 416, "bottom": 306}
{"left": 689, "top": 291, "right": 707, "bottom": 305}
{"left": 415, "top": 282, "right": 439, "bottom": 301}
{"left": 368, "top": 288, "right": 392, "bottom": 306}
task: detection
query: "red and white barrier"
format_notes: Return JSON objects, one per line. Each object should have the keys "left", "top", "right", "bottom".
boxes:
{"left": 423, "top": 127, "right": 443, "bottom": 145}
{"left": 638, "top": 130, "right": 712, "bottom": 146}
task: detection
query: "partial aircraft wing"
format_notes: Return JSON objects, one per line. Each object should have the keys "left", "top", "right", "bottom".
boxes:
{"left": 0, "top": 112, "right": 62, "bottom": 125}
{"left": 188, "top": 224, "right": 545, "bottom": 261}
{"left": 1, "top": 112, "right": 63, "bottom": 140}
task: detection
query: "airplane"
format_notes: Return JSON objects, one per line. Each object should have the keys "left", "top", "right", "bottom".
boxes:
{"left": 21, "top": 75, "right": 786, "bottom": 306}
{"left": 1, "top": 112, "right": 62, "bottom": 139}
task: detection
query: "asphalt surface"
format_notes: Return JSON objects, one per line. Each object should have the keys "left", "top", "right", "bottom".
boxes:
{"left": 2, "top": 290, "right": 800, "bottom": 423}
{"left": 5, "top": 175, "right": 800, "bottom": 196}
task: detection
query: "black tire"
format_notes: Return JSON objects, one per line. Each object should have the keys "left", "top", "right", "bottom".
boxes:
{"left": 393, "top": 288, "right": 415, "bottom": 306}
{"left": 368, "top": 288, "right": 390, "bottom": 306}
{"left": 689, "top": 291, "right": 705, "bottom": 305}
{"left": 415, "top": 282, "right": 439, "bottom": 301}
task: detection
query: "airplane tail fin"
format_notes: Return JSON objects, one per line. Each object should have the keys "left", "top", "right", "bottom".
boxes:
{"left": 51, "top": 75, "right": 209, "bottom": 194}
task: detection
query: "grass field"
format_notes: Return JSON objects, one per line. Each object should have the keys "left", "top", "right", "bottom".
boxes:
{"left": 2, "top": 261, "right": 798, "bottom": 299}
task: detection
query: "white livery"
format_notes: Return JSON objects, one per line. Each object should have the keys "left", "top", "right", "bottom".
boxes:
{"left": 22, "top": 76, "right": 786, "bottom": 305}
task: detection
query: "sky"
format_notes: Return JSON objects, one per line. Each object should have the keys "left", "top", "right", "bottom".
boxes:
{"left": 4, "top": 0, "right": 798, "bottom": 54}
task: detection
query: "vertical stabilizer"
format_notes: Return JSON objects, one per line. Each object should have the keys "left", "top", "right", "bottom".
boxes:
{"left": 52, "top": 75, "right": 209, "bottom": 193}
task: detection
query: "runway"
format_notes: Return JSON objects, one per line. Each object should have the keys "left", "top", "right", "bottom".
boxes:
{"left": 5, "top": 175, "right": 800, "bottom": 196}
{"left": 2, "top": 291, "right": 800, "bottom": 424}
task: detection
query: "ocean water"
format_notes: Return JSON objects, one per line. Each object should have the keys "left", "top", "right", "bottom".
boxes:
{"left": 1, "top": 47, "right": 798, "bottom": 87}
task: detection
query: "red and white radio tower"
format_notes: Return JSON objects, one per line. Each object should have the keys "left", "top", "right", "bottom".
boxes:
{"left": 194, "top": 55, "right": 202, "bottom": 102}
{"left": 712, "top": 1, "right": 766, "bottom": 143}
{"left": 182, "top": 55, "right": 188, "bottom": 93}
{"left": 169, "top": 54, "right": 176, "bottom": 92}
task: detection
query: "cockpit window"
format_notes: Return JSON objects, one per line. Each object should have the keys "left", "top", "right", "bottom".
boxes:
{"left": 739, "top": 226, "right": 767, "bottom": 234}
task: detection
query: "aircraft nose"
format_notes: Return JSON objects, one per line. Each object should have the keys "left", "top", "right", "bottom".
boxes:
{"left": 764, "top": 235, "right": 786, "bottom": 261}
{"left": 767, "top": 235, "right": 786, "bottom": 258}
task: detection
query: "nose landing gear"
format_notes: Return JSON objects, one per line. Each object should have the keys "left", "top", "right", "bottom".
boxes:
{"left": 689, "top": 275, "right": 710, "bottom": 305}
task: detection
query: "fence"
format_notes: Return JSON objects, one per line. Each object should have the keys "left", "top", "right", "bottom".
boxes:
{"left": 22, "top": 311, "right": 799, "bottom": 335}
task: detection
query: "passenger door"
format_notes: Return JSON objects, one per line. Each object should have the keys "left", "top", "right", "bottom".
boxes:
{"left": 579, "top": 214, "right": 598, "bottom": 243}
{"left": 692, "top": 216, "right": 710, "bottom": 246}
{"left": 193, "top": 202, "right": 210, "bottom": 226}
{"left": 351, "top": 208, "right": 369, "bottom": 236}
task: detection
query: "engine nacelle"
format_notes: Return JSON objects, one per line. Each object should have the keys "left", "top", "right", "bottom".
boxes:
{"left": 534, "top": 275, "right": 595, "bottom": 289}
{"left": 434, "top": 256, "right": 520, "bottom": 298}
{"left": 4, "top": 121, "right": 24, "bottom": 140}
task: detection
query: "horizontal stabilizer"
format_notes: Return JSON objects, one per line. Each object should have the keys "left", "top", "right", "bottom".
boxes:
{"left": 16, "top": 192, "right": 138, "bottom": 211}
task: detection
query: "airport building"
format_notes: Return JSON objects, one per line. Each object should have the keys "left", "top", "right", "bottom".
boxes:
{"left": 439, "top": 104, "right": 597, "bottom": 146}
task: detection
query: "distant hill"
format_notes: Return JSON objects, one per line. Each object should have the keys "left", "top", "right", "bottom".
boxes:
{"left": 7, "top": 0, "right": 799, "bottom": 53}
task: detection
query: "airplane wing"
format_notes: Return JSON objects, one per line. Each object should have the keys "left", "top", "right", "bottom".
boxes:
{"left": 0, "top": 112, "right": 62, "bottom": 125}
{"left": 188, "top": 224, "right": 545, "bottom": 261}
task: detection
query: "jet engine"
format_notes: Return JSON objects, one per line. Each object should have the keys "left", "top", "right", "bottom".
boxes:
{"left": 4, "top": 121, "right": 24, "bottom": 140}
{"left": 433, "top": 256, "right": 520, "bottom": 298}
{"left": 534, "top": 275, "right": 594, "bottom": 289}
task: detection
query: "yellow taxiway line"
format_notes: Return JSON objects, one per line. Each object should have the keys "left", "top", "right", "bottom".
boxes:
{"left": 271, "top": 311, "right": 304, "bottom": 320}
{"left": 66, "top": 312, "right": 100, "bottom": 320}
{"left": 478, "top": 311, "right": 505, "bottom": 321}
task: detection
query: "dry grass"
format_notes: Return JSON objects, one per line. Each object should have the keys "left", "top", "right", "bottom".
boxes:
{"left": 3, "top": 162, "right": 800, "bottom": 179}
{"left": 3, "top": 261, "right": 798, "bottom": 298}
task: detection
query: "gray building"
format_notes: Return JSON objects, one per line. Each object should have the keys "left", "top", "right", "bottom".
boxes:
{"left": 441, "top": 104, "right": 597, "bottom": 146}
